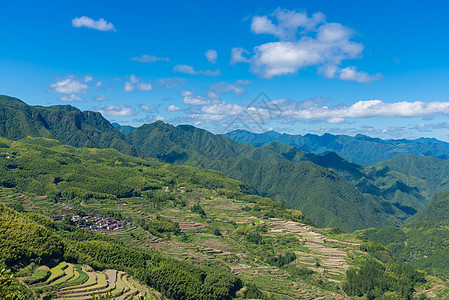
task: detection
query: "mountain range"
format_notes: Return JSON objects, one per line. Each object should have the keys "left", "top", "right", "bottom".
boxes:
{"left": 2, "top": 95, "right": 449, "bottom": 231}
{"left": 225, "top": 129, "right": 449, "bottom": 165}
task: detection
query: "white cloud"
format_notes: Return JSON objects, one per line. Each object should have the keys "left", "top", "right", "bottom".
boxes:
{"left": 95, "top": 81, "right": 103, "bottom": 87}
{"left": 233, "top": 8, "right": 379, "bottom": 82}
{"left": 181, "top": 90, "right": 194, "bottom": 97}
{"left": 336, "top": 66, "right": 381, "bottom": 83}
{"left": 156, "top": 78, "right": 188, "bottom": 89}
{"left": 72, "top": 16, "right": 116, "bottom": 32}
{"left": 230, "top": 47, "right": 249, "bottom": 64}
{"left": 156, "top": 116, "right": 165, "bottom": 121}
{"left": 183, "top": 95, "right": 211, "bottom": 106}
{"left": 174, "top": 65, "right": 195, "bottom": 75}
{"left": 208, "top": 80, "right": 251, "bottom": 99}
{"left": 94, "top": 94, "right": 109, "bottom": 101}
{"left": 139, "top": 104, "right": 151, "bottom": 112}
{"left": 124, "top": 82, "right": 134, "bottom": 92}
{"left": 97, "top": 105, "right": 135, "bottom": 116}
{"left": 124, "top": 75, "right": 152, "bottom": 92}
{"left": 130, "top": 54, "right": 169, "bottom": 63}
{"left": 173, "top": 64, "right": 221, "bottom": 76}
{"left": 327, "top": 117, "right": 345, "bottom": 124}
{"left": 205, "top": 49, "right": 217, "bottom": 64}
{"left": 59, "top": 94, "right": 84, "bottom": 102}
{"left": 276, "top": 99, "right": 449, "bottom": 122}
{"left": 50, "top": 76, "right": 89, "bottom": 94}
{"left": 251, "top": 9, "right": 325, "bottom": 40}
{"left": 137, "top": 83, "right": 152, "bottom": 91}
{"left": 167, "top": 105, "right": 181, "bottom": 112}
{"left": 83, "top": 75, "right": 93, "bottom": 83}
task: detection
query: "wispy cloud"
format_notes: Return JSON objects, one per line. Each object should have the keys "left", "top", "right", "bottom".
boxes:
{"left": 139, "top": 104, "right": 151, "bottom": 112}
{"left": 59, "top": 94, "right": 84, "bottom": 102}
{"left": 97, "top": 105, "right": 135, "bottom": 116}
{"left": 94, "top": 95, "right": 109, "bottom": 101}
{"left": 72, "top": 16, "right": 116, "bottom": 31}
{"left": 155, "top": 78, "right": 188, "bottom": 89}
{"left": 130, "top": 54, "right": 169, "bottom": 63}
{"left": 173, "top": 65, "right": 221, "bottom": 76}
{"left": 205, "top": 49, "right": 217, "bottom": 64}
{"left": 231, "top": 8, "right": 380, "bottom": 82}
{"left": 207, "top": 80, "right": 251, "bottom": 99}
{"left": 124, "top": 75, "right": 152, "bottom": 92}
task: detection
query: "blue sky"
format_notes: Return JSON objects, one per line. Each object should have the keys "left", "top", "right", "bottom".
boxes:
{"left": 2, "top": 0, "right": 449, "bottom": 140}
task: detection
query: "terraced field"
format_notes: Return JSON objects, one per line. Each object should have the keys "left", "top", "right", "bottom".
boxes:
{"left": 19, "top": 262, "right": 154, "bottom": 300}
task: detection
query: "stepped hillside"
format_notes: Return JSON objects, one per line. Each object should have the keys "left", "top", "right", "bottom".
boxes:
{"left": 1, "top": 139, "right": 446, "bottom": 299}
{"left": 0, "top": 95, "right": 137, "bottom": 156}
{"left": 226, "top": 129, "right": 449, "bottom": 165}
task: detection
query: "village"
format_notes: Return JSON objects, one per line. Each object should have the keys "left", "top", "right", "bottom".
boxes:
{"left": 71, "top": 214, "right": 128, "bottom": 231}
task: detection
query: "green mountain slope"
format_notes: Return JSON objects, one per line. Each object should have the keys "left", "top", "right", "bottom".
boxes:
{"left": 125, "top": 121, "right": 403, "bottom": 230}
{"left": 361, "top": 192, "right": 449, "bottom": 278}
{"left": 366, "top": 154, "right": 449, "bottom": 207}
{"left": 226, "top": 129, "right": 449, "bottom": 165}
{"left": 0, "top": 95, "right": 137, "bottom": 156}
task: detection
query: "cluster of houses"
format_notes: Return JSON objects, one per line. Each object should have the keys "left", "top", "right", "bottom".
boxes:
{"left": 71, "top": 214, "right": 128, "bottom": 231}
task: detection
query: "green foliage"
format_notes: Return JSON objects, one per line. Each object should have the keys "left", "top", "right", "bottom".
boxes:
{"left": 266, "top": 251, "right": 296, "bottom": 268}
{"left": 0, "top": 268, "right": 29, "bottom": 299}
{"left": 343, "top": 258, "right": 425, "bottom": 299}
{"left": 136, "top": 215, "right": 181, "bottom": 237}
{"left": 191, "top": 203, "right": 206, "bottom": 216}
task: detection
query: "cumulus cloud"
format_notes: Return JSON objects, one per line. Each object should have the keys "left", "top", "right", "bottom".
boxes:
{"left": 124, "top": 75, "right": 152, "bottom": 92}
{"left": 205, "top": 49, "right": 218, "bottom": 64}
{"left": 173, "top": 65, "right": 221, "bottom": 76}
{"left": 167, "top": 105, "right": 181, "bottom": 112}
{"left": 59, "top": 94, "right": 84, "bottom": 102}
{"left": 94, "top": 95, "right": 109, "bottom": 101}
{"left": 130, "top": 54, "right": 169, "bottom": 63}
{"left": 50, "top": 76, "right": 89, "bottom": 94}
{"left": 72, "top": 16, "right": 116, "bottom": 31}
{"left": 232, "top": 8, "right": 379, "bottom": 82}
{"left": 336, "top": 66, "right": 381, "bottom": 83}
{"left": 97, "top": 105, "right": 135, "bottom": 116}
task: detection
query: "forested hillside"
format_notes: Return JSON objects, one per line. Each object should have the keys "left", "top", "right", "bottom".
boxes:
{"left": 0, "top": 95, "right": 137, "bottom": 156}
